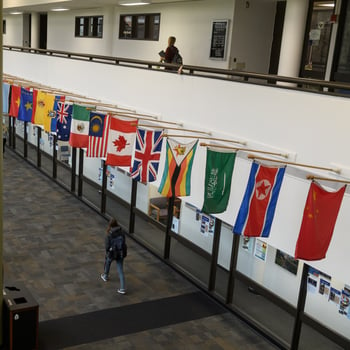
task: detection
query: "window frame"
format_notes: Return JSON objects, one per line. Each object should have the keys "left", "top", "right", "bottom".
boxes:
{"left": 119, "top": 13, "right": 160, "bottom": 41}
{"left": 75, "top": 16, "right": 103, "bottom": 38}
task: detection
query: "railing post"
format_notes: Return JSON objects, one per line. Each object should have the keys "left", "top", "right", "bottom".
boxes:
{"left": 163, "top": 195, "right": 175, "bottom": 260}
{"left": 208, "top": 218, "right": 222, "bottom": 292}
{"left": 226, "top": 233, "right": 240, "bottom": 304}
{"left": 291, "top": 263, "right": 309, "bottom": 350}
{"left": 52, "top": 134, "right": 57, "bottom": 179}
{"left": 129, "top": 179, "right": 137, "bottom": 234}
{"left": 23, "top": 121, "right": 28, "bottom": 158}
{"left": 71, "top": 147, "right": 77, "bottom": 193}
{"left": 100, "top": 160, "right": 107, "bottom": 214}
{"left": 36, "top": 127, "right": 41, "bottom": 168}
{"left": 78, "top": 148, "right": 84, "bottom": 197}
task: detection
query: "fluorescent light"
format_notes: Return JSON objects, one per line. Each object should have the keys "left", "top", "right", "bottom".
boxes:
{"left": 119, "top": 0, "right": 151, "bottom": 5}
{"left": 51, "top": 8, "right": 70, "bottom": 12}
{"left": 10, "top": 11, "right": 23, "bottom": 15}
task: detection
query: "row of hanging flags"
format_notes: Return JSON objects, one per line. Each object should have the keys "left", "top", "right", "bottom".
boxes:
{"left": 3, "top": 82, "right": 347, "bottom": 262}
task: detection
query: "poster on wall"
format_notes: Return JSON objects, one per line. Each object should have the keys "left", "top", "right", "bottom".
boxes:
{"left": 319, "top": 278, "right": 331, "bottom": 299}
{"left": 339, "top": 288, "right": 350, "bottom": 319}
{"left": 274, "top": 249, "right": 299, "bottom": 275}
{"left": 242, "top": 236, "right": 254, "bottom": 254}
{"left": 209, "top": 20, "right": 229, "bottom": 60}
{"left": 329, "top": 287, "right": 341, "bottom": 305}
{"left": 307, "top": 267, "right": 319, "bottom": 294}
{"left": 200, "top": 213, "right": 215, "bottom": 237}
{"left": 254, "top": 239, "right": 267, "bottom": 262}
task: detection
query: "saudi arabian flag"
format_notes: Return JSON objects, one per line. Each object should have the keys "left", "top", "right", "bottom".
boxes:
{"left": 202, "top": 148, "right": 236, "bottom": 214}
{"left": 69, "top": 104, "right": 90, "bottom": 148}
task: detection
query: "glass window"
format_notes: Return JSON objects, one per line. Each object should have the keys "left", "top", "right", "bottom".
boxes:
{"left": 75, "top": 16, "right": 103, "bottom": 38}
{"left": 119, "top": 13, "right": 160, "bottom": 41}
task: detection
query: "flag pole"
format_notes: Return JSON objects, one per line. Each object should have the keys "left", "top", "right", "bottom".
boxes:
{"left": 158, "top": 127, "right": 211, "bottom": 136}
{"left": 248, "top": 155, "right": 341, "bottom": 174}
{"left": 200, "top": 142, "right": 288, "bottom": 158}
{"left": 307, "top": 175, "right": 350, "bottom": 184}
{"left": 136, "top": 120, "right": 183, "bottom": 126}
{"left": 164, "top": 133, "right": 245, "bottom": 144}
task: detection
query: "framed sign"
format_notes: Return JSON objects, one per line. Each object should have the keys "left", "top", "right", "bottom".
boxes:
{"left": 210, "top": 20, "right": 229, "bottom": 60}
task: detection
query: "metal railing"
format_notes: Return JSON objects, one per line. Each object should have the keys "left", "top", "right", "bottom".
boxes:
{"left": 4, "top": 44, "right": 350, "bottom": 97}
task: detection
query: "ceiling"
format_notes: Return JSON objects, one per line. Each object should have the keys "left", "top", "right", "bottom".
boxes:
{"left": 3, "top": 0, "right": 203, "bottom": 15}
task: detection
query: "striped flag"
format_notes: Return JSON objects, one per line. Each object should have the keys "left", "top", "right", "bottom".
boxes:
{"left": 69, "top": 104, "right": 90, "bottom": 148}
{"left": 105, "top": 117, "right": 137, "bottom": 166}
{"left": 130, "top": 127, "right": 164, "bottom": 183}
{"left": 233, "top": 162, "right": 285, "bottom": 237}
{"left": 158, "top": 138, "right": 198, "bottom": 197}
{"left": 86, "top": 112, "right": 111, "bottom": 158}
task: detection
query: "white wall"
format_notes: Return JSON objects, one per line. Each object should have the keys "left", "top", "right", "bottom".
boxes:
{"left": 3, "top": 14, "right": 23, "bottom": 46}
{"left": 3, "top": 0, "right": 277, "bottom": 73}
{"left": 230, "top": 0, "right": 277, "bottom": 72}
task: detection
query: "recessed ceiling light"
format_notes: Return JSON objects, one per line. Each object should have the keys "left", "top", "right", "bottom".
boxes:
{"left": 51, "top": 8, "right": 70, "bottom": 12}
{"left": 10, "top": 11, "right": 23, "bottom": 15}
{"left": 119, "top": 0, "right": 151, "bottom": 6}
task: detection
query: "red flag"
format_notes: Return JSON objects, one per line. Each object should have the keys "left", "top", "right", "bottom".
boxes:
{"left": 295, "top": 181, "right": 345, "bottom": 261}
{"left": 106, "top": 117, "right": 137, "bottom": 166}
{"left": 9, "top": 85, "right": 21, "bottom": 118}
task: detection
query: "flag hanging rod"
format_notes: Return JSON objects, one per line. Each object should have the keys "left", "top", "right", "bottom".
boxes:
{"left": 200, "top": 142, "right": 288, "bottom": 158}
{"left": 163, "top": 134, "right": 245, "bottom": 145}
{"left": 160, "top": 128, "right": 212, "bottom": 136}
{"left": 307, "top": 175, "right": 350, "bottom": 184}
{"left": 247, "top": 154, "right": 341, "bottom": 174}
{"left": 135, "top": 119, "right": 182, "bottom": 126}
{"left": 96, "top": 108, "right": 158, "bottom": 120}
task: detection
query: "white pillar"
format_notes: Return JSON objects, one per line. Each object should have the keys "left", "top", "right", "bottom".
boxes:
{"left": 278, "top": 0, "right": 309, "bottom": 78}
{"left": 31, "top": 12, "right": 40, "bottom": 49}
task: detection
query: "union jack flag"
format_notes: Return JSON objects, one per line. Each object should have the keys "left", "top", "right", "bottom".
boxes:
{"left": 56, "top": 102, "right": 73, "bottom": 141}
{"left": 130, "top": 128, "right": 164, "bottom": 183}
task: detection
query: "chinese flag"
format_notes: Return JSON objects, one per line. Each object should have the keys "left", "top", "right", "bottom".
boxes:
{"left": 295, "top": 181, "right": 345, "bottom": 261}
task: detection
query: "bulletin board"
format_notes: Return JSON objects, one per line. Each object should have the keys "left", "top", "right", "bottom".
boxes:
{"left": 209, "top": 20, "right": 229, "bottom": 60}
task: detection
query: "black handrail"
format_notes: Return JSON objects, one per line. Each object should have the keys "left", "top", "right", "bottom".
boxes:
{"left": 4, "top": 44, "right": 350, "bottom": 96}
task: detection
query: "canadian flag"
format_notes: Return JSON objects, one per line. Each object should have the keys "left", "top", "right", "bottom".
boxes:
{"left": 105, "top": 117, "right": 137, "bottom": 166}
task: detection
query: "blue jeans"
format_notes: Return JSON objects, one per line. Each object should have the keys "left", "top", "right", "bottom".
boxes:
{"left": 104, "top": 255, "right": 125, "bottom": 291}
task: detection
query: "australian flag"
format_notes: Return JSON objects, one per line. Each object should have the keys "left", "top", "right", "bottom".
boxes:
{"left": 56, "top": 102, "right": 73, "bottom": 141}
{"left": 130, "top": 128, "right": 164, "bottom": 183}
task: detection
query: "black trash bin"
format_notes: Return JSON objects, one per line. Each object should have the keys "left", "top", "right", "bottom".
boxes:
{"left": 2, "top": 283, "right": 39, "bottom": 350}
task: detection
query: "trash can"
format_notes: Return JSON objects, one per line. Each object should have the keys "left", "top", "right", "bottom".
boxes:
{"left": 2, "top": 283, "right": 39, "bottom": 350}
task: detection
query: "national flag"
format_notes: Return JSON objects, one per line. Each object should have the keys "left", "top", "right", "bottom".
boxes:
{"left": 158, "top": 138, "right": 198, "bottom": 197}
{"left": 86, "top": 112, "right": 110, "bottom": 158}
{"left": 3, "top": 83, "right": 10, "bottom": 114}
{"left": 17, "top": 88, "right": 33, "bottom": 122}
{"left": 202, "top": 148, "right": 236, "bottom": 214}
{"left": 44, "top": 95, "right": 65, "bottom": 133}
{"left": 9, "top": 85, "right": 21, "bottom": 118}
{"left": 130, "top": 127, "right": 164, "bottom": 183}
{"left": 33, "top": 91, "right": 55, "bottom": 126}
{"left": 69, "top": 104, "right": 90, "bottom": 148}
{"left": 294, "top": 181, "right": 345, "bottom": 261}
{"left": 233, "top": 161, "right": 286, "bottom": 237}
{"left": 56, "top": 102, "right": 73, "bottom": 141}
{"left": 105, "top": 117, "right": 137, "bottom": 166}
{"left": 31, "top": 89, "right": 38, "bottom": 123}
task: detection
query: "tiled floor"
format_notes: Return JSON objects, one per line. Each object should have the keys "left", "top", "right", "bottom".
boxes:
{"left": 2, "top": 150, "right": 279, "bottom": 349}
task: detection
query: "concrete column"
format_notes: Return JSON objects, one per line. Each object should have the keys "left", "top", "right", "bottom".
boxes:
{"left": 31, "top": 12, "right": 40, "bottom": 49}
{"left": 278, "top": 0, "right": 309, "bottom": 78}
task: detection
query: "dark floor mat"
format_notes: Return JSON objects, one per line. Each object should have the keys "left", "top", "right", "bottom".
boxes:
{"left": 38, "top": 291, "right": 226, "bottom": 349}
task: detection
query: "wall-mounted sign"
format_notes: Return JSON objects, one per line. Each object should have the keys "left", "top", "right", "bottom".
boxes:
{"left": 209, "top": 20, "right": 229, "bottom": 60}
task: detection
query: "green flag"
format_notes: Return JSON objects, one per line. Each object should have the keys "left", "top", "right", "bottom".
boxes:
{"left": 202, "top": 149, "right": 236, "bottom": 214}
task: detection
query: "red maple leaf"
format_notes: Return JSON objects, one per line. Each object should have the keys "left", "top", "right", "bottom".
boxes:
{"left": 113, "top": 135, "right": 129, "bottom": 152}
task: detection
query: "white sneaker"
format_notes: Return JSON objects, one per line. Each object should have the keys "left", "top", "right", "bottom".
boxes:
{"left": 101, "top": 274, "right": 108, "bottom": 282}
{"left": 117, "top": 289, "right": 126, "bottom": 295}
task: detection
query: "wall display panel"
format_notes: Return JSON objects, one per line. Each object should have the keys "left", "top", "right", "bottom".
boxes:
{"left": 111, "top": 168, "right": 132, "bottom": 204}
{"left": 83, "top": 156, "right": 103, "bottom": 186}
{"left": 304, "top": 267, "right": 350, "bottom": 339}
{"left": 236, "top": 235, "right": 301, "bottom": 307}
{"left": 217, "top": 223, "right": 233, "bottom": 270}
{"left": 232, "top": 278, "right": 294, "bottom": 345}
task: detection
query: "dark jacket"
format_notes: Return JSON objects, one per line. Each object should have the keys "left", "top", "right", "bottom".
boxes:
{"left": 105, "top": 226, "right": 127, "bottom": 259}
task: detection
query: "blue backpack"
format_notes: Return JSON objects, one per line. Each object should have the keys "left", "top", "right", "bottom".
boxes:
{"left": 110, "top": 234, "right": 127, "bottom": 260}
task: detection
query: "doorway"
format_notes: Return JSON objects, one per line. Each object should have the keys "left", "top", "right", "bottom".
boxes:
{"left": 39, "top": 14, "right": 47, "bottom": 50}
